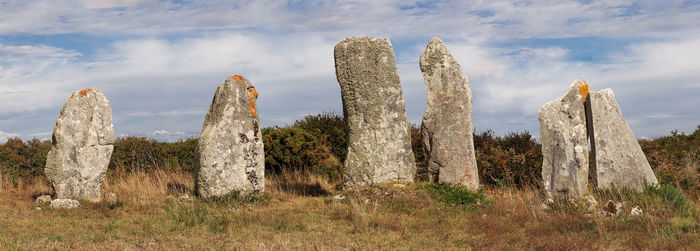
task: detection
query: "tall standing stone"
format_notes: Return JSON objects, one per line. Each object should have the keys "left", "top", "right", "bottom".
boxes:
{"left": 196, "top": 75, "right": 264, "bottom": 198}
{"left": 45, "top": 88, "right": 114, "bottom": 202}
{"left": 419, "top": 37, "right": 478, "bottom": 190}
{"left": 334, "top": 36, "right": 417, "bottom": 187}
{"left": 590, "top": 89, "right": 658, "bottom": 191}
{"left": 538, "top": 80, "right": 589, "bottom": 199}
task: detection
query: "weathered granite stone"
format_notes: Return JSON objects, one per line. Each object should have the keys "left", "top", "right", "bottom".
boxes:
{"left": 419, "top": 37, "right": 479, "bottom": 190}
{"left": 196, "top": 75, "right": 264, "bottom": 198}
{"left": 334, "top": 36, "right": 417, "bottom": 187}
{"left": 50, "top": 198, "right": 80, "bottom": 209}
{"left": 538, "top": 80, "right": 589, "bottom": 199}
{"left": 590, "top": 89, "right": 658, "bottom": 191}
{"left": 45, "top": 88, "right": 114, "bottom": 202}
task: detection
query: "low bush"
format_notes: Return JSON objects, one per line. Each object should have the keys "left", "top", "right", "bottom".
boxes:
{"left": 473, "top": 130, "right": 542, "bottom": 189}
{"left": 417, "top": 182, "right": 489, "bottom": 209}
{"left": 262, "top": 126, "right": 342, "bottom": 181}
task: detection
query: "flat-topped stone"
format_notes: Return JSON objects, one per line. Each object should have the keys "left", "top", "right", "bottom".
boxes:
{"left": 334, "top": 36, "right": 417, "bottom": 187}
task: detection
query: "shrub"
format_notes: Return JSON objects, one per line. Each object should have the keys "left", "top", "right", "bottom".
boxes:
{"left": 0, "top": 138, "right": 51, "bottom": 182}
{"left": 292, "top": 112, "right": 347, "bottom": 163}
{"left": 262, "top": 127, "right": 342, "bottom": 181}
{"left": 639, "top": 125, "right": 700, "bottom": 198}
{"left": 109, "top": 137, "right": 198, "bottom": 174}
{"left": 473, "top": 130, "right": 542, "bottom": 189}
{"left": 417, "top": 182, "right": 489, "bottom": 209}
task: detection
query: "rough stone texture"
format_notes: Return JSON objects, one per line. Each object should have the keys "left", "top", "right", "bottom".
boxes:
{"left": 630, "top": 206, "right": 643, "bottom": 216}
{"left": 45, "top": 88, "right": 114, "bottom": 202}
{"left": 35, "top": 195, "right": 52, "bottom": 204}
{"left": 538, "top": 80, "right": 589, "bottom": 199}
{"left": 334, "top": 36, "right": 417, "bottom": 187}
{"left": 419, "top": 37, "right": 479, "bottom": 190}
{"left": 602, "top": 200, "right": 622, "bottom": 217}
{"left": 590, "top": 89, "right": 659, "bottom": 191}
{"left": 196, "top": 75, "right": 264, "bottom": 198}
{"left": 50, "top": 198, "right": 80, "bottom": 209}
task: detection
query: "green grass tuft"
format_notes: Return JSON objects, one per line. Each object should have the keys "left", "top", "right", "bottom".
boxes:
{"left": 416, "top": 182, "right": 490, "bottom": 209}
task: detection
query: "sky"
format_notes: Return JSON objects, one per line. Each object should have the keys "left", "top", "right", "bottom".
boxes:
{"left": 1, "top": 0, "right": 699, "bottom": 143}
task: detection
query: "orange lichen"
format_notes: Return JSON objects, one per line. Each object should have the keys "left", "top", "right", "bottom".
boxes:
{"left": 70, "top": 88, "right": 92, "bottom": 99}
{"left": 577, "top": 81, "right": 589, "bottom": 102}
{"left": 247, "top": 87, "right": 258, "bottom": 116}
{"left": 79, "top": 88, "right": 92, "bottom": 97}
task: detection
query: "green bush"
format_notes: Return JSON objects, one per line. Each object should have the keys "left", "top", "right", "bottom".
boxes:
{"left": 639, "top": 126, "right": 700, "bottom": 198}
{"left": 0, "top": 138, "right": 51, "bottom": 182}
{"left": 417, "top": 182, "right": 489, "bottom": 209}
{"left": 262, "top": 126, "right": 342, "bottom": 181}
{"left": 473, "top": 130, "right": 543, "bottom": 189}
{"left": 292, "top": 112, "right": 347, "bottom": 163}
{"left": 109, "top": 137, "right": 198, "bottom": 174}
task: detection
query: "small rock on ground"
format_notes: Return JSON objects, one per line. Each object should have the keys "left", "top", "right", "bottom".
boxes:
{"left": 630, "top": 206, "right": 643, "bottom": 216}
{"left": 50, "top": 199, "right": 80, "bottom": 209}
{"left": 602, "top": 200, "right": 622, "bottom": 217}
{"left": 35, "top": 195, "right": 51, "bottom": 204}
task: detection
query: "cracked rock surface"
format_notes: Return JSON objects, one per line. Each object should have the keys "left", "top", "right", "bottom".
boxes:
{"left": 538, "top": 80, "right": 589, "bottom": 199}
{"left": 196, "top": 75, "right": 264, "bottom": 198}
{"left": 45, "top": 88, "right": 114, "bottom": 202}
{"left": 590, "top": 89, "right": 658, "bottom": 191}
{"left": 419, "top": 37, "right": 478, "bottom": 190}
{"left": 334, "top": 36, "right": 417, "bottom": 187}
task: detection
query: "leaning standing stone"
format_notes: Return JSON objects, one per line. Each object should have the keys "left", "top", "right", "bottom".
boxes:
{"left": 45, "top": 88, "right": 114, "bottom": 202}
{"left": 590, "top": 89, "right": 658, "bottom": 191}
{"left": 538, "top": 80, "right": 589, "bottom": 199}
{"left": 334, "top": 36, "right": 417, "bottom": 187}
{"left": 419, "top": 37, "right": 479, "bottom": 190}
{"left": 196, "top": 75, "right": 264, "bottom": 197}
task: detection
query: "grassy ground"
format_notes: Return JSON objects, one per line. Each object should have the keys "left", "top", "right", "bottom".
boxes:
{"left": 1, "top": 170, "right": 698, "bottom": 250}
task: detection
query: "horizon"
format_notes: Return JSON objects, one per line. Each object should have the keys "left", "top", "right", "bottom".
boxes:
{"left": 2, "top": 0, "right": 699, "bottom": 143}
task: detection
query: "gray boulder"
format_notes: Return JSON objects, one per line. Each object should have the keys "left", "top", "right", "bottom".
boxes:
{"left": 196, "top": 75, "right": 264, "bottom": 198}
{"left": 334, "top": 36, "right": 417, "bottom": 187}
{"left": 538, "top": 80, "right": 589, "bottom": 199}
{"left": 419, "top": 37, "right": 478, "bottom": 190}
{"left": 590, "top": 89, "right": 658, "bottom": 191}
{"left": 50, "top": 198, "right": 80, "bottom": 209}
{"left": 45, "top": 88, "right": 114, "bottom": 202}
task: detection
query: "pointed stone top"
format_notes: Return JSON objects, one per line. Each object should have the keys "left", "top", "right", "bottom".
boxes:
{"left": 68, "top": 87, "right": 103, "bottom": 100}
{"left": 569, "top": 79, "right": 589, "bottom": 103}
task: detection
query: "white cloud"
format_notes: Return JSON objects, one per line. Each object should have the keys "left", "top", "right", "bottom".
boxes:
{"left": 0, "top": 131, "right": 20, "bottom": 143}
{"left": 1, "top": 0, "right": 699, "bottom": 140}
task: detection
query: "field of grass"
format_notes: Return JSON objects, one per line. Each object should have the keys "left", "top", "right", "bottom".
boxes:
{"left": 1, "top": 170, "right": 697, "bottom": 249}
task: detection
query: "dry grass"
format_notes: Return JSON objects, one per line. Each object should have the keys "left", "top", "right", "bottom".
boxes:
{"left": 0, "top": 170, "right": 698, "bottom": 250}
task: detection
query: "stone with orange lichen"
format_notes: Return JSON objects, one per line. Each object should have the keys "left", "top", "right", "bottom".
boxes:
{"left": 45, "top": 88, "right": 114, "bottom": 202}
{"left": 538, "top": 80, "right": 589, "bottom": 199}
{"left": 196, "top": 75, "right": 264, "bottom": 198}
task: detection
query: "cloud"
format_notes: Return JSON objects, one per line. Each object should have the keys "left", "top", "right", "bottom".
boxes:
{"left": 0, "top": 0, "right": 699, "bottom": 141}
{"left": 0, "top": 131, "right": 20, "bottom": 143}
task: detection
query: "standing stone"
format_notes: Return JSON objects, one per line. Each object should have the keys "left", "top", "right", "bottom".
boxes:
{"left": 334, "top": 36, "right": 417, "bottom": 187}
{"left": 419, "top": 37, "right": 478, "bottom": 190}
{"left": 538, "top": 80, "right": 589, "bottom": 199}
{"left": 196, "top": 75, "right": 264, "bottom": 197}
{"left": 45, "top": 88, "right": 114, "bottom": 202}
{"left": 590, "top": 89, "right": 658, "bottom": 191}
